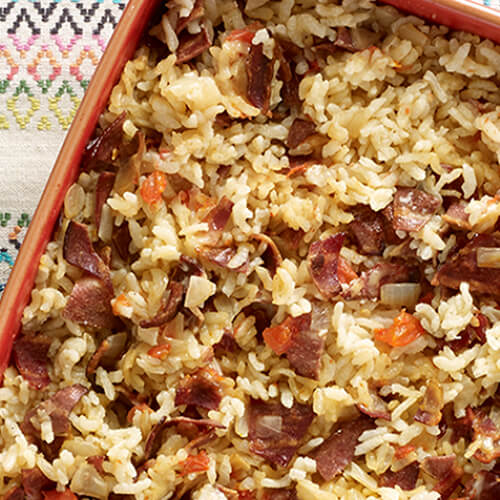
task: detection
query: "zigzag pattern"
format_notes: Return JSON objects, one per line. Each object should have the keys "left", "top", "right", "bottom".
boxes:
{"left": 0, "top": 0, "right": 126, "bottom": 131}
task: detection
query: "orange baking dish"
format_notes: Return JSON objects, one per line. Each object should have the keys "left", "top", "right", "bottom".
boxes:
{"left": 0, "top": 0, "right": 499, "bottom": 380}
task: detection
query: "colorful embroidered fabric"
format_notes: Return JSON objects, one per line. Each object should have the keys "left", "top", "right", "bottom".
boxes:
{"left": 0, "top": 0, "right": 126, "bottom": 293}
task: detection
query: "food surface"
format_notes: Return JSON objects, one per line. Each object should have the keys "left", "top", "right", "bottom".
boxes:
{"left": 2, "top": 0, "right": 500, "bottom": 498}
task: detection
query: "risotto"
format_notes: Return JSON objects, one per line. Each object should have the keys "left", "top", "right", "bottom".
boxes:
{"left": 2, "top": 0, "right": 500, "bottom": 498}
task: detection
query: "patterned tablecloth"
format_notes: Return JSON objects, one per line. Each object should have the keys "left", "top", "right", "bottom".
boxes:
{"left": 0, "top": 0, "right": 127, "bottom": 293}
{"left": 0, "top": 0, "right": 499, "bottom": 294}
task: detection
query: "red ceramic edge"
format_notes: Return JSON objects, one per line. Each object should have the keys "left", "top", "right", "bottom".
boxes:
{"left": 380, "top": 0, "right": 500, "bottom": 44}
{"left": 0, "top": 0, "right": 163, "bottom": 380}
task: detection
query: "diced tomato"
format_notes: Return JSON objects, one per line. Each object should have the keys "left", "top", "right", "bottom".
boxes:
{"left": 226, "top": 28, "right": 255, "bottom": 44}
{"left": 179, "top": 450, "right": 210, "bottom": 476}
{"left": 394, "top": 444, "right": 415, "bottom": 460}
{"left": 112, "top": 293, "right": 130, "bottom": 316}
{"left": 263, "top": 318, "right": 294, "bottom": 355}
{"left": 43, "top": 489, "right": 78, "bottom": 500}
{"left": 337, "top": 256, "right": 358, "bottom": 284}
{"left": 126, "top": 402, "right": 152, "bottom": 424}
{"left": 147, "top": 344, "right": 171, "bottom": 360}
{"left": 239, "top": 491, "right": 257, "bottom": 500}
{"left": 140, "top": 171, "right": 167, "bottom": 206}
{"left": 374, "top": 310, "right": 426, "bottom": 347}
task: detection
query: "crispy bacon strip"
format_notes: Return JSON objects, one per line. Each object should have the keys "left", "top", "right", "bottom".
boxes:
{"left": 175, "top": 368, "right": 223, "bottom": 410}
{"left": 95, "top": 171, "right": 115, "bottom": 231}
{"left": 349, "top": 206, "right": 386, "bottom": 256}
{"left": 432, "top": 234, "right": 500, "bottom": 296}
{"left": 308, "top": 233, "right": 345, "bottom": 299}
{"left": 468, "top": 407, "right": 500, "bottom": 463}
{"left": 83, "top": 112, "right": 126, "bottom": 169}
{"left": 248, "top": 399, "right": 313, "bottom": 467}
{"left": 443, "top": 201, "right": 471, "bottom": 230}
{"left": 287, "top": 118, "right": 316, "bottom": 149}
{"left": 379, "top": 462, "right": 419, "bottom": 491}
{"left": 246, "top": 43, "right": 273, "bottom": 114}
{"left": 13, "top": 334, "right": 51, "bottom": 390}
{"left": 176, "top": 27, "right": 211, "bottom": 64}
{"left": 63, "top": 221, "right": 112, "bottom": 291}
{"left": 463, "top": 470, "right": 500, "bottom": 499}
{"left": 361, "top": 261, "right": 413, "bottom": 299}
{"left": 175, "top": 0, "right": 204, "bottom": 34}
{"left": 392, "top": 187, "right": 441, "bottom": 232}
{"left": 263, "top": 313, "right": 324, "bottom": 379}
{"left": 144, "top": 416, "right": 224, "bottom": 460}
{"left": 63, "top": 277, "right": 116, "bottom": 329}
{"left": 422, "top": 455, "right": 463, "bottom": 499}
{"left": 21, "top": 385, "right": 88, "bottom": 453}
{"left": 314, "top": 416, "right": 374, "bottom": 480}
{"left": 21, "top": 467, "right": 55, "bottom": 500}
{"left": 140, "top": 281, "right": 184, "bottom": 328}
{"left": 251, "top": 233, "right": 283, "bottom": 277}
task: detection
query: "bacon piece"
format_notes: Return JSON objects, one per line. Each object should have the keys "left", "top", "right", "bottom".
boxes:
{"left": 275, "top": 39, "right": 302, "bottom": 109}
{"left": 87, "top": 455, "right": 105, "bottom": 475}
{"left": 443, "top": 201, "right": 471, "bottom": 230}
{"left": 139, "top": 281, "right": 184, "bottom": 328}
{"left": 112, "top": 221, "right": 132, "bottom": 261}
{"left": 144, "top": 416, "right": 224, "bottom": 460}
{"left": 86, "top": 332, "right": 127, "bottom": 376}
{"left": 83, "top": 112, "right": 126, "bottom": 169}
{"left": 361, "top": 261, "right": 413, "bottom": 299}
{"left": 263, "top": 489, "right": 298, "bottom": 500}
{"left": 392, "top": 187, "right": 441, "bottom": 232}
{"left": 263, "top": 313, "right": 324, "bottom": 379}
{"left": 176, "top": 27, "right": 211, "bottom": 64}
{"left": 200, "top": 246, "right": 249, "bottom": 273}
{"left": 42, "top": 488, "right": 77, "bottom": 500}
{"left": 13, "top": 334, "right": 51, "bottom": 390}
{"left": 463, "top": 470, "right": 500, "bottom": 500}
{"left": 63, "top": 277, "right": 116, "bottom": 329}
{"left": 63, "top": 221, "right": 112, "bottom": 291}
{"left": 214, "top": 330, "right": 238, "bottom": 354}
{"left": 308, "top": 233, "right": 345, "bottom": 299}
{"left": 432, "top": 234, "right": 500, "bottom": 296}
{"left": 422, "top": 455, "right": 463, "bottom": 499}
{"left": 414, "top": 380, "right": 444, "bottom": 426}
{"left": 379, "top": 462, "right": 419, "bottom": 491}
{"left": 175, "top": 0, "right": 204, "bottom": 34}
{"left": 22, "top": 384, "right": 88, "bottom": 445}
{"left": 334, "top": 27, "right": 356, "bottom": 51}
{"left": 242, "top": 302, "right": 277, "bottom": 335}
{"left": 248, "top": 399, "right": 313, "bottom": 467}
{"left": 175, "top": 368, "right": 223, "bottom": 410}
{"left": 287, "top": 118, "right": 316, "bottom": 149}
{"left": 314, "top": 416, "right": 374, "bottom": 480}
{"left": 3, "top": 487, "right": 24, "bottom": 500}
{"left": 246, "top": 43, "right": 273, "bottom": 114}
{"left": 349, "top": 206, "right": 386, "bottom": 256}
{"left": 468, "top": 407, "right": 500, "bottom": 463}
{"left": 203, "top": 196, "right": 234, "bottom": 245}
{"left": 357, "top": 387, "right": 391, "bottom": 421}
{"left": 251, "top": 233, "right": 283, "bottom": 276}
{"left": 21, "top": 467, "right": 55, "bottom": 500}
{"left": 95, "top": 171, "right": 115, "bottom": 231}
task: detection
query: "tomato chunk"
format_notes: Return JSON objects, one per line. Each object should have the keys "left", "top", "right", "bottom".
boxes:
{"left": 179, "top": 450, "right": 210, "bottom": 476}
{"left": 374, "top": 310, "right": 425, "bottom": 347}
{"left": 263, "top": 318, "right": 295, "bottom": 355}
{"left": 147, "top": 344, "right": 171, "bottom": 360}
{"left": 43, "top": 489, "right": 78, "bottom": 500}
{"left": 140, "top": 171, "right": 167, "bottom": 206}
{"left": 337, "top": 256, "right": 358, "bottom": 284}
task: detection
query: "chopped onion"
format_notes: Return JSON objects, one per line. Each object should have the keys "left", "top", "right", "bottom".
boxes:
{"left": 476, "top": 247, "right": 500, "bottom": 268}
{"left": 255, "top": 415, "right": 282, "bottom": 438}
{"left": 380, "top": 283, "right": 421, "bottom": 308}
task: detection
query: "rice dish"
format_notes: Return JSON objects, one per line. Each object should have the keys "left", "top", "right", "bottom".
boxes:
{"left": 2, "top": 0, "right": 500, "bottom": 498}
